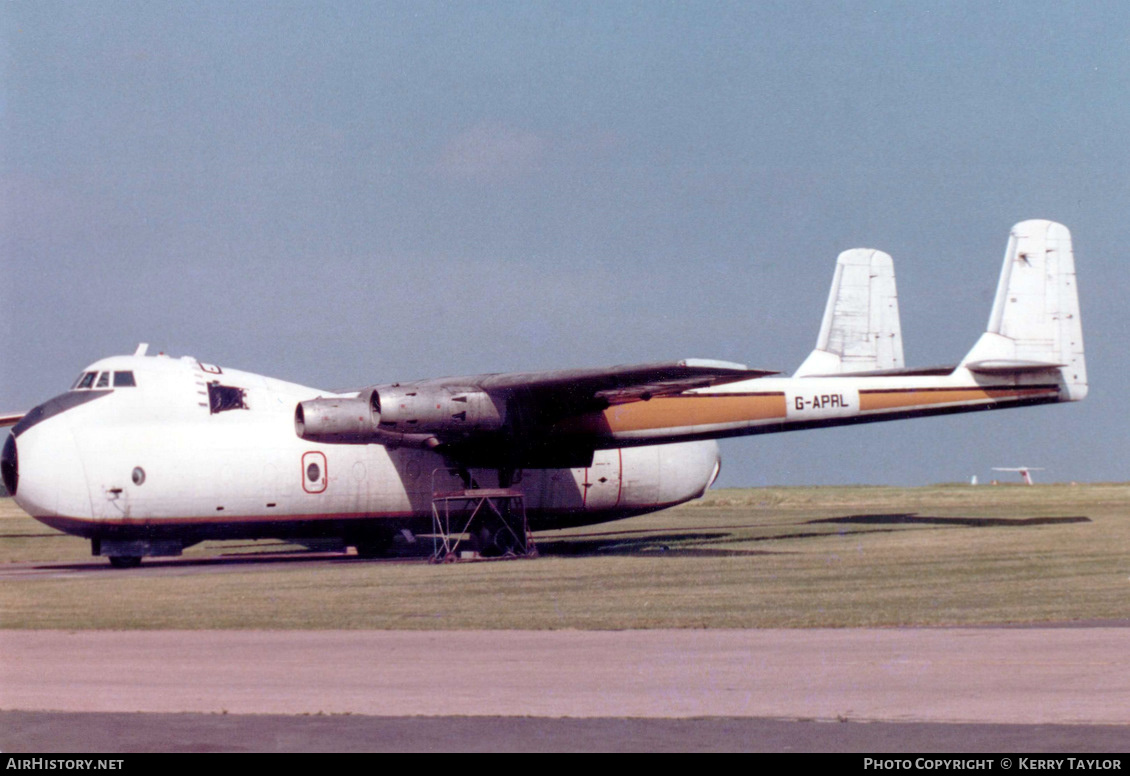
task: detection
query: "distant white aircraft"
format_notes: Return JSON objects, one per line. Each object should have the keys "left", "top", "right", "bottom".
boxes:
{"left": 992, "top": 467, "right": 1045, "bottom": 485}
{"left": 1, "top": 220, "right": 1086, "bottom": 566}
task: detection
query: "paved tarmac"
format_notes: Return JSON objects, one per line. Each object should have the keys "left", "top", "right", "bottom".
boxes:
{"left": 4, "top": 629, "right": 1129, "bottom": 722}
{"left": 4, "top": 712, "right": 1128, "bottom": 753}
{"left": 2, "top": 628, "right": 1127, "bottom": 751}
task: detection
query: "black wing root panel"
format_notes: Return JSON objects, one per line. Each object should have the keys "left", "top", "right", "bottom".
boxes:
{"left": 437, "top": 435, "right": 597, "bottom": 470}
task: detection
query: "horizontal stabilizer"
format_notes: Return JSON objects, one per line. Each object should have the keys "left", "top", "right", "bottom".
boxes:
{"left": 961, "top": 220, "right": 1086, "bottom": 400}
{"left": 795, "top": 248, "right": 904, "bottom": 377}
{"left": 965, "top": 359, "right": 1065, "bottom": 375}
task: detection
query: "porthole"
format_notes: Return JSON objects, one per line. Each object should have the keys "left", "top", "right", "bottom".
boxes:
{"left": 132, "top": 467, "right": 146, "bottom": 486}
{"left": 301, "top": 451, "right": 327, "bottom": 494}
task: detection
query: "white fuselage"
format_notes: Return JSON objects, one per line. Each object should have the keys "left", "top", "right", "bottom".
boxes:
{"left": 7, "top": 354, "right": 721, "bottom": 547}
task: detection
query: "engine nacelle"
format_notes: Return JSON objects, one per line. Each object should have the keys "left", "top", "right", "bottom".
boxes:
{"left": 294, "top": 396, "right": 375, "bottom": 443}
{"left": 372, "top": 385, "right": 505, "bottom": 434}
{"left": 295, "top": 386, "right": 506, "bottom": 445}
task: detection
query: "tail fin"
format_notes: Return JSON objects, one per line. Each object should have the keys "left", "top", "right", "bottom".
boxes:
{"left": 795, "top": 248, "right": 904, "bottom": 377}
{"left": 961, "top": 220, "right": 1086, "bottom": 400}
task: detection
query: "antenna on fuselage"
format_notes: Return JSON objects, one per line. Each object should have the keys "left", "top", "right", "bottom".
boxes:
{"left": 134, "top": 343, "right": 149, "bottom": 357}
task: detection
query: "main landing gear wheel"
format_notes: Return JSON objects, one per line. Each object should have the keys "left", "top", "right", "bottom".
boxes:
{"left": 352, "top": 526, "right": 397, "bottom": 558}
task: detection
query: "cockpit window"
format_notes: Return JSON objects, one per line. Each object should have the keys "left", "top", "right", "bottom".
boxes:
{"left": 71, "top": 370, "right": 136, "bottom": 391}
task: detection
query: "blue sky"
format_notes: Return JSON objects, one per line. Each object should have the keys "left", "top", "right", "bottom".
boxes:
{"left": 3, "top": 2, "right": 1127, "bottom": 486}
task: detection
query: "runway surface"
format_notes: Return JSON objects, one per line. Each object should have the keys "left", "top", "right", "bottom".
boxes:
{"left": 3, "top": 628, "right": 1128, "bottom": 720}
{"left": 5, "top": 712, "right": 1127, "bottom": 753}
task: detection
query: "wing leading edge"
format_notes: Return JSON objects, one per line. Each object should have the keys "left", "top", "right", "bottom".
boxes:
{"left": 451, "top": 359, "right": 776, "bottom": 407}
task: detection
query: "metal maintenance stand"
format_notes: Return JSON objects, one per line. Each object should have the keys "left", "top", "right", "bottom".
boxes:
{"left": 430, "top": 471, "right": 536, "bottom": 562}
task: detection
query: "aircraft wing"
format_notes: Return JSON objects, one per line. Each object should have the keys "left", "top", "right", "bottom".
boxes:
{"left": 387, "top": 358, "right": 778, "bottom": 429}
{"left": 469, "top": 359, "right": 775, "bottom": 410}
{"left": 296, "top": 359, "right": 776, "bottom": 465}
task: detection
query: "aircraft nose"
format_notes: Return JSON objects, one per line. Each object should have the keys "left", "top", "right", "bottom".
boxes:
{"left": 7, "top": 416, "right": 90, "bottom": 521}
{"left": 1, "top": 434, "right": 17, "bottom": 496}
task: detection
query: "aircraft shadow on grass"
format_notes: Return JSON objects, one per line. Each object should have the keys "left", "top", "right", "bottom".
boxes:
{"left": 533, "top": 531, "right": 781, "bottom": 558}
{"left": 0, "top": 532, "right": 67, "bottom": 539}
{"left": 536, "top": 512, "right": 1093, "bottom": 558}
{"left": 22, "top": 513, "right": 1093, "bottom": 572}
{"left": 808, "top": 514, "right": 1091, "bottom": 528}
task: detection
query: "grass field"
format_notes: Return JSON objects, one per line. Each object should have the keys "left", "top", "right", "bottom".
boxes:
{"left": 1, "top": 484, "right": 1128, "bottom": 629}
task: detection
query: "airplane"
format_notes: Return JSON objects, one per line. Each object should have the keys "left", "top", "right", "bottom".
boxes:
{"left": 0, "top": 219, "right": 1086, "bottom": 567}
{"left": 992, "top": 467, "right": 1045, "bottom": 485}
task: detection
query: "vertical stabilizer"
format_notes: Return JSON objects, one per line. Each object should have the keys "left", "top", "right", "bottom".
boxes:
{"left": 795, "top": 248, "right": 904, "bottom": 376}
{"left": 961, "top": 220, "right": 1087, "bottom": 401}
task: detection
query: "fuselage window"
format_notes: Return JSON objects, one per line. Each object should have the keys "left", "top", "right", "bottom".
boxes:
{"left": 207, "top": 382, "right": 249, "bottom": 414}
{"left": 306, "top": 462, "right": 321, "bottom": 483}
{"left": 113, "top": 371, "right": 136, "bottom": 387}
{"left": 95, "top": 372, "right": 110, "bottom": 388}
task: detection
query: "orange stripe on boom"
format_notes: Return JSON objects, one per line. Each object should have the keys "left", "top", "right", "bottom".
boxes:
{"left": 559, "top": 394, "right": 787, "bottom": 434}
{"left": 859, "top": 387, "right": 1057, "bottom": 412}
